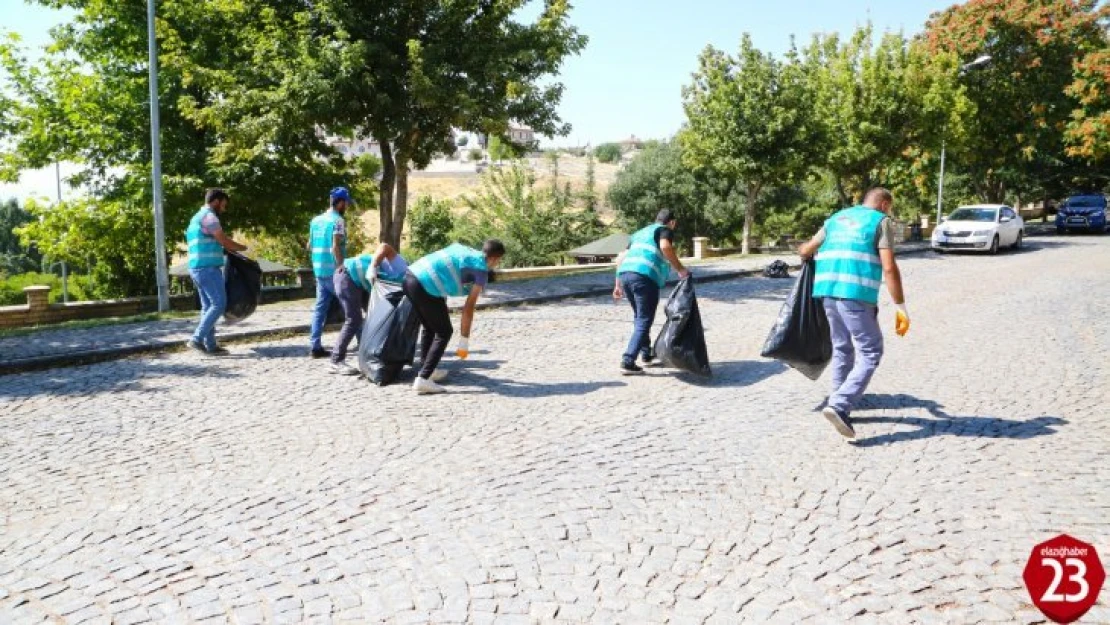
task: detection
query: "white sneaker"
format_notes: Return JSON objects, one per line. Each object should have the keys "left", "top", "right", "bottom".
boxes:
{"left": 329, "top": 361, "right": 360, "bottom": 376}
{"left": 413, "top": 376, "right": 447, "bottom": 395}
{"left": 430, "top": 369, "right": 449, "bottom": 383}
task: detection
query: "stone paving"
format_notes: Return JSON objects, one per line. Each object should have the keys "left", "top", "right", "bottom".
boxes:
{"left": 0, "top": 234, "right": 1107, "bottom": 624}
{"left": 0, "top": 253, "right": 818, "bottom": 369}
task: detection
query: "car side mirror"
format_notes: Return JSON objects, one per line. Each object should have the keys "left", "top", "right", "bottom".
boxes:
{"left": 940, "top": 216, "right": 948, "bottom": 222}
{"left": 1001, "top": 216, "right": 1012, "bottom": 223}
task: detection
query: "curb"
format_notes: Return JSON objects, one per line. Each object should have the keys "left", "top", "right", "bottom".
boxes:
{"left": 0, "top": 246, "right": 934, "bottom": 375}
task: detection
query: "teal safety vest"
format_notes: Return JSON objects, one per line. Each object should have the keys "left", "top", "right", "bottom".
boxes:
{"left": 812, "top": 206, "right": 886, "bottom": 305}
{"left": 185, "top": 207, "right": 225, "bottom": 269}
{"left": 344, "top": 255, "right": 375, "bottom": 291}
{"left": 309, "top": 210, "right": 346, "bottom": 278}
{"left": 410, "top": 243, "right": 488, "bottom": 298}
{"left": 618, "top": 224, "right": 670, "bottom": 288}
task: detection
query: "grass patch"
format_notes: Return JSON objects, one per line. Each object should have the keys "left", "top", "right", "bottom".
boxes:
{"left": 0, "top": 311, "right": 195, "bottom": 339}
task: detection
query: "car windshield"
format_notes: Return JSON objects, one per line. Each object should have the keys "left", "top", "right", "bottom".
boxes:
{"left": 1067, "top": 196, "right": 1104, "bottom": 208}
{"left": 948, "top": 208, "right": 997, "bottom": 222}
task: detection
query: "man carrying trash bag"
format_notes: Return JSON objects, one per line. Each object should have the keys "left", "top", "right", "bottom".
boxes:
{"left": 612, "top": 209, "right": 690, "bottom": 375}
{"left": 403, "top": 240, "right": 506, "bottom": 395}
{"left": 797, "top": 187, "right": 909, "bottom": 439}
{"left": 328, "top": 243, "right": 410, "bottom": 375}
{"left": 184, "top": 188, "right": 247, "bottom": 356}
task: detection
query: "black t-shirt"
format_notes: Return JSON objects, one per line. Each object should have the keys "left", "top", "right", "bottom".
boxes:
{"left": 654, "top": 226, "right": 674, "bottom": 247}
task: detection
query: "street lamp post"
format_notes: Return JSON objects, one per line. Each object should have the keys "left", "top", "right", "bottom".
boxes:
{"left": 936, "top": 55, "right": 992, "bottom": 227}
{"left": 147, "top": 0, "right": 170, "bottom": 312}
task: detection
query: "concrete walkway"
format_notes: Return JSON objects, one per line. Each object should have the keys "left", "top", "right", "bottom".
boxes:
{"left": 0, "top": 246, "right": 931, "bottom": 373}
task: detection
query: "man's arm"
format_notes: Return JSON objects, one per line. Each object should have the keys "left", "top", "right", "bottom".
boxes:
{"left": 214, "top": 230, "right": 247, "bottom": 253}
{"left": 798, "top": 237, "right": 821, "bottom": 260}
{"left": 658, "top": 238, "right": 690, "bottom": 278}
{"left": 612, "top": 250, "right": 626, "bottom": 299}
{"left": 332, "top": 233, "right": 345, "bottom": 268}
{"left": 880, "top": 248, "right": 904, "bottom": 305}
{"left": 372, "top": 243, "right": 397, "bottom": 267}
{"left": 460, "top": 286, "right": 481, "bottom": 338}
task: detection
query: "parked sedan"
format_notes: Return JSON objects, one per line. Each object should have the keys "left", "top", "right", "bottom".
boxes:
{"left": 1056, "top": 193, "right": 1108, "bottom": 234}
{"left": 932, "top": 204, "right": 1024, "bottom": 254}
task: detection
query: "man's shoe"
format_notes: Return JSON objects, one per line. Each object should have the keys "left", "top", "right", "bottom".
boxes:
{"left": 430, "top": 369, "right": 449, "bottom": 383}
{"left": 822, "top": 407, "right": 856, "bottom": 439}
{"left": 186, "top": 339, "right": 207, "bottom": 354}
{"left": 207, "top": 345, "right": 230, "bottom": 356}
{"left": 641, "top": 348, "right": 662, "bottom": 367}
{"left": 329, "top": 361, "right": 360, "bottom": 376}
{"left": 620, "top": 360, "right": 645, "bottom": 376}
{"left": 310, "top": 347, "right": 331, "bottom": 359}
{"left": 413, "top": 376, "right": 447, "bottom": 395}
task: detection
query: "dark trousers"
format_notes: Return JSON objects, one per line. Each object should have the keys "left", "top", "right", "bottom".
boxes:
{"left": 619, "top": 271, "right": 660, "bottom": 362}
{"left": 331, "top": 268, "right": 368, "bottom": 364}
{"left": 403, "top": 272, "right": 453, "bottom": 379}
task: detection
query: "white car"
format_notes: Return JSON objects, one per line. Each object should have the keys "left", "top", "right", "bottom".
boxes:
{"left": 932, "top": 204, "right": 1024, "bottom": 254}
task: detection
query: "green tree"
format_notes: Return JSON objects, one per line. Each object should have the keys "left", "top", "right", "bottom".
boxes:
{"left": 594, "top": 143, "right": 622, "bottom": 164}
{"left": 408, "top": 195, "right": 455, "bottom": 257}
{"left": 456, "top": 162, "right": 600, "bottom": 267}
{"left": 922, "top": 0, "right": 1110, "bottom": 201}
{"left": 608, "top": 141, "right": 748, "bottom": 250}
{"left": 680, "top": 35, "right": 822, "bottom": 254}
{"left": 582, "top": 152, "right": 599, "bottom": 213}
{"left": 0, "top": 198, "right": 40, "bottom": 275}
{"left": 1065, "top": 48, "right": 1110, "bottom": 165}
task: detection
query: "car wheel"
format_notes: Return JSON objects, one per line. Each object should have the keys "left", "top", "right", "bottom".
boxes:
{"left": 1013, "top": 231, "right": 1023, "bottom": 250}
{"left": 989, "top": 235, "right": 999, "bottom": 255}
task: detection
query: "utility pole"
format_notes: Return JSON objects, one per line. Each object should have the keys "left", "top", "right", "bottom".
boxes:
{"left": 935, "top": 55, "right": 992, "bottom": 227}
{"left": 148, "top": 0, "right": 170, "bottom": 312}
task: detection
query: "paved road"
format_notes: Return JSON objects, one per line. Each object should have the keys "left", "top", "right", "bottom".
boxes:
{"left": 1, "top": 235, "right": 1107, "bottom": 624}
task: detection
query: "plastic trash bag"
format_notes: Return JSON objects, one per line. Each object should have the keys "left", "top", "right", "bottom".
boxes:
{"left": 763, "top": 260, "right": 791, "bottom": 279}
{"left": 760, "top": 260, "right": 831, "bottom": 380}
{"left": 223, "top": 252, "right": 263, "bottom": 323}
{"left": 652, "top": 277, "right": 712, "bottom": 377}
{"left": 357, "top": 280, "right": 420, "bottom": 386}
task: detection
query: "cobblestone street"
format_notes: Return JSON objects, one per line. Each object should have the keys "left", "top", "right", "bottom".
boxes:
{"left": 1, "top": 235, "right": 1108, "bottom": 624}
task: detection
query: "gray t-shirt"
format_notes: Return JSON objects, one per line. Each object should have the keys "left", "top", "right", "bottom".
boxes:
{"left": 812, "top": 216, "right": 894, "bottom": 250}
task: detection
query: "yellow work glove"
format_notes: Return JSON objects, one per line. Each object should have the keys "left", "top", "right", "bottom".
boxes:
{"left": 895, "top": 304, "right": 910, "bottom": 337}
{"left": 456, "top": 337, "right": 470, "bottom": 360}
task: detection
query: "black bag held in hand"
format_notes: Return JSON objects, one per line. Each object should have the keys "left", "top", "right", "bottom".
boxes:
{"left": 652, "top": 277, "right": 712, "bottom": 377}
{"left": 760, "top": 259, "right": 832, "bottom": 380}
{"left": 357, "top": 280, "right": 420, "bottom": 386}
{"left": 223, "top": 252, "right": 263, "bottom": 323}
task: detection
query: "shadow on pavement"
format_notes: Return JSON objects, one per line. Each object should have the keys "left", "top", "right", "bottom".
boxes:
{"left": 848, "top": 393, "right": 1067, "bottom": 447}
{"left": 661, "top": 359, "right": 787, "bottom": 388}
{"left": 453, "top": 373, "right": 625, "bottom": 398}
{"left": 0, "top": 360, "right": 237, "bottom": 399}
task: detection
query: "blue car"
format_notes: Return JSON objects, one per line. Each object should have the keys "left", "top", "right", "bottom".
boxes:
{"left": 1056, "top": 194, "right": 1108, "bottom": 234}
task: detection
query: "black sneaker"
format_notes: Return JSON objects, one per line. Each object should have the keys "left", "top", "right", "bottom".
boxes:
{"left": 822, "top": 407, "right": 856, "bottom": 439}
{"left": 641, "top": 348, "right": 662, "bottom": 368}
{"left": 620, "top": 360, "right": 644, "bottom": 376}
{"left": 310, "top": 347, "right": 331, "bottom": 359}
{"left": 186, "top": 339, "right": 207, "bottom": 354}
{"left": 207, "top": 345, "right": 230, "bottom": 356}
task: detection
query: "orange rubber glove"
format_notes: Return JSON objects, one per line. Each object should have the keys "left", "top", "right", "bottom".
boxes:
{"left": 456, "top": 337, "right": 470, "bottom": 360}
{"left": 895, "top": 304, "right": 910, "bottom": 337}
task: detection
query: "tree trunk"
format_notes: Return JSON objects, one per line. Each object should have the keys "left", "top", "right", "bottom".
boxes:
{"left": 835, "top": 177, "right": 851, "bottom": 207}
{"left": 741, "top": 184, "right": 758, "bottom": 256}
{"left": 388, "top": 159, "right": 409, "bottom": 250}
{"left": 377, "top": 138, "right": 396, "bottom": 246}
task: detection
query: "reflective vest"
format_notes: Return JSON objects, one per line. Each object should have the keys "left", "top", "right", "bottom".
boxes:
{"left": 812, "top": 206, "right": 885, "bottom": 305}
{"left": 410, "top": 243, "right": 488, "bottom": 298}
{"left": 185, "top": 207, "right": 224, "bottom": 269}
{"left": 309, "top": 210, "right": 346, "bottom": 278}
{"left": 618, "top": 224, "right": 670, "bottom": 288}
{"left": 344, "top": 255, "right": 375, "bottom": 291}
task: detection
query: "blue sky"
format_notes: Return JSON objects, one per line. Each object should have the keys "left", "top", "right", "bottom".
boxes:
{"left": 1, "top": 0, "right": 956, "bottom": 198}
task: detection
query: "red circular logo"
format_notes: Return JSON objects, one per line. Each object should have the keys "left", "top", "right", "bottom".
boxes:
{"left": 1023, "top": 534, "right": 1105, "bottom": 623}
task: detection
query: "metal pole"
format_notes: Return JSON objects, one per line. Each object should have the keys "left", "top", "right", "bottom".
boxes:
{"left": 61, "top": 262, "right": 68, "bottom": 304}
{"left": 147, "top": 0, "right": 170, "bottom": 312}
{"left": 935, "top": 137, "right": 947, "bottom": 227}
{"left": 55, "top": 161, "right": 62, "bottom": 203}
{"left": 56, "top": 161, "right": 69, "bottom": 303}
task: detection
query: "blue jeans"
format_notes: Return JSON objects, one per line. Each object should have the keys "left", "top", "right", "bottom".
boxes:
{"left": 823, "top": 298, "right": 884, "bottom": 416}
{"left": 309, "top": 274, "right": 337, "bottom": 350}
{"left": 619, "top": 272, "right": 660, "bottom": 363}
{"left": 190, "top": 266, "right": 226, "bottom": 350}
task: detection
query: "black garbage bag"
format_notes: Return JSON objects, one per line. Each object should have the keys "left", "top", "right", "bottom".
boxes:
{"left": 223, "top": 252, "right": 263, "bottom": 323}
{"left": 763, "top": 260, "right": 791, "bottom": 279}
{"left": 760, "top": 259, "right": 831, "bottom": 380}
{"left": 652, "top": 277, "right": 712, "bottom": 377}
{"left": 357, "top": 280, "right": 420, "bottom": 386}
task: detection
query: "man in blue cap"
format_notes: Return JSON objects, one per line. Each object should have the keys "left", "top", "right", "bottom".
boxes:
{"left": 184, "top": 188, "right": 247, "bottom": 355}
{"left": 306, "top": 187, "right": 351, "bottom": 358}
